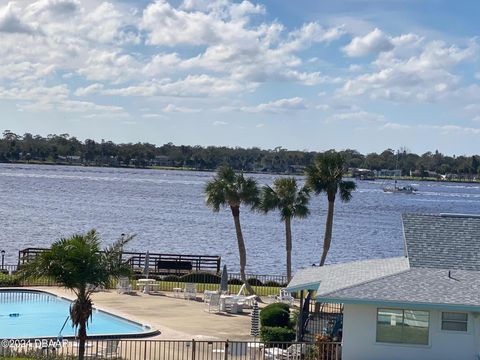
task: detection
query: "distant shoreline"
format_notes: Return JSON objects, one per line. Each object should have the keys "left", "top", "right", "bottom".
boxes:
{"left": 2, "top": 160, "right": 480, "bottom": 184}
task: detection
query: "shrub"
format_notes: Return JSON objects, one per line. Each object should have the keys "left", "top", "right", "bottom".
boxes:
{"left": 0, "top": 274, "right": 20, "bottom": 287}
{"left": 264, "top": 280, "right": 280, "bottom": 287}
{"left": 227, "top": 278, "right": 243, "bottom": 285}
{"left": 179, "top": 272, "right": 221, "bottom": 284}
{"left": 246, "top": 277, "right": 263, "bottom": 286}
{"left": 162, "top": 275, "right": 180, "bottom": 282}
{"left": 260, "top": 303, "right": 290, "bottom": 328}
{"left": 261, "top": 326, "right": 296, "bottom": 342}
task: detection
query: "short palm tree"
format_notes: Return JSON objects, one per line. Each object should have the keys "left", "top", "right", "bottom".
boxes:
{"left": 20, "top": 230, "right": 134, "bottom": 360}
{"left": 205, "top": 166, "right": 259, "bottom": 295}
{"left": 259, "top": 177, "right": 310, "bottom": 281}
{"left": 306, "top": 151, "right": 356, "bottom": 266}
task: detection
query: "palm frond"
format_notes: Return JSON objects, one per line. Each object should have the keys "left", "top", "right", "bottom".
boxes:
{"left": 339, "top": 180, "right": 357, "bottom": 202}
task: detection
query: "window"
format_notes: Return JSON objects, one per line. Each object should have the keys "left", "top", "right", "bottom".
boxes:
{"left": 442, "top": 312, "right": 468, "bottom": 331}
{"left": 376, "top": 308, "right": 429, "bottom": 345}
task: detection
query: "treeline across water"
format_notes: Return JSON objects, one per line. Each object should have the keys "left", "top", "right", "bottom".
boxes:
{"left": 1, "top": 130, "right": 480, "bottom": 178}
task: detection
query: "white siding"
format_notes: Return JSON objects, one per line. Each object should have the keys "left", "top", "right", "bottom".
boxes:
{"left": 342, "top": 304, "right": 479, "bottom": 360}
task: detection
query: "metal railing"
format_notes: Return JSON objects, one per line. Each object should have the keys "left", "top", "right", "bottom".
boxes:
{"left": 1, "top": 339, "right": 342, "bottom": 360}
{"left": 0, "top": 266, "right": 287, "bottom": 297}
{"left": 17, "top": 248, "right": 222, "bottom": 274}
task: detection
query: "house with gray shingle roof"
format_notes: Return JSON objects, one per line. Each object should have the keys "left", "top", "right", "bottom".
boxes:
{"left": 287, "top": 213, "right": 480, "bottom": 360}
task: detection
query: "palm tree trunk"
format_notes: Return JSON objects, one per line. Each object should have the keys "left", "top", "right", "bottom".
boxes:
{"left": 230, "top": 206, "right": 255, "bottom": 295}
{"left": 320, "top": 199, "right": 335, "bottom": 266}
{"left": 285, "top": 216, "right": 292, "bottom": 282}
{"left": 77, "top": 321, "right": 87, "bottom": 360}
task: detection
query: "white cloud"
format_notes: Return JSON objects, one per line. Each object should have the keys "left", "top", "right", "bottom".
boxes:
{"left": 103, "top": 75, "right": 253, "bottom": 97}
{"left": 340, "top": 38, "right": 478, "bottom": 102}
{"left": 74, "top": 83, "right": 104, "bottom": 97}
{"left": 421, "top": 124, "right": 480, "bottom": 135}
{"left": 379, "top": 122, "right": 411, "bottom": 130}
{"left": 241, "top": 97, "right": 307, "bottom": 113}
{"left": 213, "top": 120, "right": 228, "bottom": 126}
{"left": 163, "top": 104, "right": 201, "bottom": 113}
{"left": 327, "top": 110, "right": 386, "bottom": 123}
{"left": 0, "top": 2, "right": 39, "bottom": 34}
{"left": 343, "top": 28, "right": 393, "bottom": 57}
{"left": 26, "top": 0, "right": 80, "bottom": 18}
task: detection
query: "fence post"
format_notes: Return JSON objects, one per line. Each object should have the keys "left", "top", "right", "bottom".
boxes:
{"left": 191, "top": 339, "right": 196, "bottom": 360}
{"left": 143, "top": 340, "right": 147, "bottom": 360}
{"left": 223, "top": 340, "right": 229, "bottom": 360}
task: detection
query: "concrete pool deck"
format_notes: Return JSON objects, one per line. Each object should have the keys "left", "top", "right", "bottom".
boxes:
{"left": 30, "top": 287, "right": 271, "bottom": 340}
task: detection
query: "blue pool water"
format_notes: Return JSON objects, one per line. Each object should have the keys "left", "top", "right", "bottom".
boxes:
{"left": 0, "top": 290, "right": 154, "bottom": 339}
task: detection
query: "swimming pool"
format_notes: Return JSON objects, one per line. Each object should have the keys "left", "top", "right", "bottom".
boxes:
{"left": 0, "top": 290, "right": 158, "bottom": 339}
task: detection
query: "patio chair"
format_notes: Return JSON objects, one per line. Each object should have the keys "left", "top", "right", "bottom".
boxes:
{"left": 276, "top": 288, "right": 294, "bottom": 306}
{"left": 223, "top": 296, "right": 243, "bottom": 313}
{"left": 116, "top": 276, "right": 133, "bottom": 294}
{"left": 85, "top": 340, "right": 119, "bottom": 358}
{"left": 233, "top": 294, "right": 256, "bottom": 308}
{"left": 183, "top": 282, "right": 197, "bottom": 300}
{"left": 264, "top": 344, "right": 307, "bottom": 360}
{"left": 204, "top": 290, "right": 219, "bottom": 303}
{"left": 86, "top": 283, "right": 104, "bottom": 292}
{"left": 205, "top": 293, "right": 221, "bottom": 313}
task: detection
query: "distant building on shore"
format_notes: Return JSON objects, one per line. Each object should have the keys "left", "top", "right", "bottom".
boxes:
{"left": 375, "top": 169, "right": 402, "bottom": 177}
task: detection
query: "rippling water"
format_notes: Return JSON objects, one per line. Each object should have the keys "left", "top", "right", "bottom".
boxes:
{"left": 1, "top": 164, "right": 479, "bottom": 274}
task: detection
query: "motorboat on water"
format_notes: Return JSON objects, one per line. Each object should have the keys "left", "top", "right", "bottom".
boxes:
{"left": 383, "top": 181, "right": 417, "bottom": 194}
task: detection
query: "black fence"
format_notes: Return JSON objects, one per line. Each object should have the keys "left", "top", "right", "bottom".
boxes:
{"left": 17, "top": 248, "right": 222, "bottom": 274}
{"left": 303, "top": 303, "right": 344, "bottom": 343}
{"left": 0, "top": 266, "right": 288, "bottom": 297}
{"left": 0, "top": 339, "right": 342, "bottom": 360}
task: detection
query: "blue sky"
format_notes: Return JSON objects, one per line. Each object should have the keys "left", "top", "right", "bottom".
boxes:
{"left": 0, "top": 0, "right": 480, "bottom": 155}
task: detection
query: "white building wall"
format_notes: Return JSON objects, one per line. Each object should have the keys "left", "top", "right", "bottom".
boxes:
{"left": 342, "top": 304, "right": 479, "bottom": 360}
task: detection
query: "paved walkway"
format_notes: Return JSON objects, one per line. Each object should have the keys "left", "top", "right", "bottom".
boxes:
{"left": 32, "top": 287, "right": 267, "bottom": 340}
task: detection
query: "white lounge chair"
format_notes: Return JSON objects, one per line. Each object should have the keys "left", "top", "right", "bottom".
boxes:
{"left": 232, "top": 283, "right": 256, "bottom": 308}
{"left": 264, "top": 344, "right": 307, "bottom": 360}
{"left": 276, "top": 288, "right": 295, "bottom": 306}
{"left": 116, "top": 276, "right": 133, "bottom": 294}
{"left": 206, "top": 293, "right": 221, "bottom": 313}
{"left": 236, "top": 283, "right": 246, "bottom": 296}
{"left": 183, "top": 283, "right": 197, "bottom": 300}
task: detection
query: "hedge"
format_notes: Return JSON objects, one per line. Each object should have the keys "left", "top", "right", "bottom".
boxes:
{"left": 227, "top": 278, "right": 244, "bottom": 285}
{"left": 246, "top": 278, "right": 263, "bottom": 286}
{"left": 260, "top": 326, "right": 296, "bottom": 342}
{"left": 179, "top": 272, "right": 221, "bottom": 284}
{"left": 260, "top": 302, "right": 290, "bottom": 328}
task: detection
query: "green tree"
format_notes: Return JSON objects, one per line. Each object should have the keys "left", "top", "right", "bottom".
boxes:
{"left": 21, "top": 230, "right": 134, "bottom": 360}
{"left": 259, "top": 177, "right": 310, "bottom": 281}
{"left": 205, "top": 166, "right": 259, "bottom": 295}
{"left": 306, "top": 151, "right": 357, "bottom": 266}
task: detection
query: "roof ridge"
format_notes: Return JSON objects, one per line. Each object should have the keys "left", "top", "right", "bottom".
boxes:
{"left": 319, "top": 266, "right": 411, "bottom": 297}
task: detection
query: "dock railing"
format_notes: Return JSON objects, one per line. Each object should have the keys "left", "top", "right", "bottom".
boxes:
{"left": 1, "top": 339, "right": 342, "bottom": 360}
{"left": 17, "top": 248, "right": 221, "bottom": 274}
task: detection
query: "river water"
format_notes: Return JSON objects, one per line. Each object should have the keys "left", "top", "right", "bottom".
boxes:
{"left": 1, "top": 164, "right": 479, "bottom": 274}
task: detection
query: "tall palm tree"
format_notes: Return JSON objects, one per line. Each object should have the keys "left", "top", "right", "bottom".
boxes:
{"left": 306, "top": 151, "right": 356, "bottom": 266}
{"left": 205, "top": 166, "right": 259, "bottom": 295}
{"left": 21, "top": 230, "right": 134, "bottom": 360}
{"left": 259, "top": 177, "right": 310, "bottom": 281}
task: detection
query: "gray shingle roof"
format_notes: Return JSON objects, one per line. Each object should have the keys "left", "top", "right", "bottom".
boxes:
{"left": 319, "top": 267, "right": 480, "bottom": 309}
{"left": 287, "top": 257, "right": 409, "bottom": 294}
{"left": 403, "top": 213, "right": 480, "bottom": 271}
